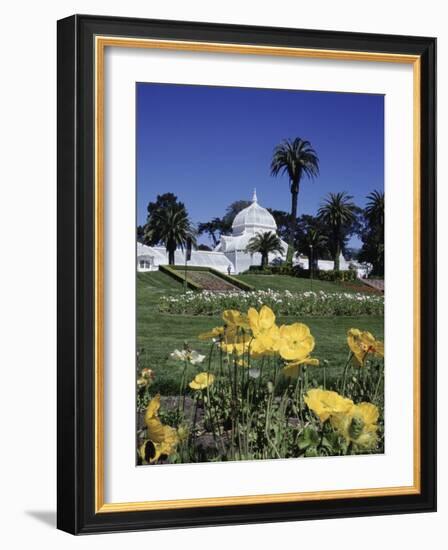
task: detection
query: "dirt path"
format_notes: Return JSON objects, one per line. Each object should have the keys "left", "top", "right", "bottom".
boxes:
{"left": 361, "top": 278, "right": 384, "bottom": 293}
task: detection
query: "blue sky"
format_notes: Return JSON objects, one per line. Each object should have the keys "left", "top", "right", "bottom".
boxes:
{"left": 136, "top": 83, "right": 384, "bottom": 248}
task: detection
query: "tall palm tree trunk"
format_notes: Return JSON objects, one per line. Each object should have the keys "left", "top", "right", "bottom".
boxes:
{"left": 167, "top": 239, "right": 176, "bottom": 265}
{"left": 287, "top": 184, "right": 299, "bottom": 264}
{"left": 334, "top": 246, "right": 340, "bottom": 271}
{"left": 334, "top": 228, "right": 341, "bottom": 271}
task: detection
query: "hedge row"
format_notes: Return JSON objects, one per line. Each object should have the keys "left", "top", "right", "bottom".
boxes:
{"left": 246, "top": 265, "right": 357, "bottom": 282}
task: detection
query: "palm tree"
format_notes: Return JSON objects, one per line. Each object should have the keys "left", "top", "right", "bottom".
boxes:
{"left": 365, "top": 190, "right": 384, "bottom": 228}
{"left": 362, "top": 190, "right": 384, "bottom": 275}
{"left": 144, "top": 206, "right": 196, "bottom": 265}
{"left": 245, "top": 231, "right": 285, "bottom": 268}
{"left": 271, "top": 138, "right": 319, "bottom": 264}
{"left": 297, "top": 228, "right": 328, "bottom": 273}
{"left": 318, "top": 192, "right": 356, "bottom": 271}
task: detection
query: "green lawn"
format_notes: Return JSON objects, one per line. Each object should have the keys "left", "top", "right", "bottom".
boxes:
{"left": 137, "top": 271, "right": 384, "bottom": 395}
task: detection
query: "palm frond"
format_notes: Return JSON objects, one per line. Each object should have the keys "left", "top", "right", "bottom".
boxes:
{"left": 245, "top": 231, "right": 285, "bottom": 256}
{"left": 271, "top": 137, "right": 319, "bottom": 185}
{"left": 148, "top": 206, "right": 196, "bottom": 253}
{"left": 317, "top": 192, "right": 356, "bottom": 227}
{"left": 365, "top": 190, "right": 384, "bottom": 227}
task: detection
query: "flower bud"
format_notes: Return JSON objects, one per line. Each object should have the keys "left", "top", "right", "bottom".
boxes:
{"left": 348, "top": 416, "right": 364, "bottom": 440}
{"left": 141, "top": 368, "right": 155, "bottom": 380}
{"left": 177, "top": 425, "right": 189, "bottom": 442}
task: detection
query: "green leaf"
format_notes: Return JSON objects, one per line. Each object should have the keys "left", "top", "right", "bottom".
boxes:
{"left": 297, "top": 426, "right": 320, "bottom": 450}
{"left": 304, "top": 446, "right": 319, "bottom": 457}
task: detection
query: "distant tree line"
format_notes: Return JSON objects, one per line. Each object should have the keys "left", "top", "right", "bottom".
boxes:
{"left": 138, "top": 189, "right": 383, "bottom": 275}
{"left": 138, "top": 137, "right": 384, "bottom": 276}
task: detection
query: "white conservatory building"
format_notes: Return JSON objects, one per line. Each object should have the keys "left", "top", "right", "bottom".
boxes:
{"left": 137, "top": 190, "right": 359, "bottom": 275}
{"left": 213, "top": 190, "right": 288, "bottom": 273}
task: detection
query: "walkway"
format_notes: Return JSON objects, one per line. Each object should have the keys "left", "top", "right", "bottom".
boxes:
{"left": 361, "top": 278, "right": 385, "bottom": 293}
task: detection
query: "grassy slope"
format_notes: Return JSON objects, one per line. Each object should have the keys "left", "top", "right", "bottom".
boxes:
{"left": 137, "top": 271, "right": 384, "bottom": 394}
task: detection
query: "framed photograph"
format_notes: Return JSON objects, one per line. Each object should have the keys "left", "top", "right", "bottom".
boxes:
{"left": 57, "top": 15, "right": 436, "bottom": 534}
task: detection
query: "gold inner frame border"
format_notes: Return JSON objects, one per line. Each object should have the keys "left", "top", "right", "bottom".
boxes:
{"left": 94, "top": 36, "right": 421, "bottom": 514}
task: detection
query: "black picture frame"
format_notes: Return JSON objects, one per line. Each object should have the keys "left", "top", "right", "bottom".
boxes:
{"left": 57, "top": 14, "right": 436, "bottom": 534}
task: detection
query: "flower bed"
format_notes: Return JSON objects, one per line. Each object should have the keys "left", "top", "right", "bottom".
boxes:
{"left": 137, "top": 305, "right": 384, "bottom": 465}
{"left": 159, "top": 289, "right": 384, "bottom": 317}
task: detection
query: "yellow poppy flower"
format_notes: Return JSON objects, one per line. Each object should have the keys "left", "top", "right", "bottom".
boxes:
{"left": 246, "top": 306, "right": 280, "bottom": 357}
{"left": 199, "top": 315, "right": 247, "bottom": 344}
{"left": 222, "top": 309, "right": 250, "bottom": 332}
{"left": 347, "top": 329, "right": 384, "bottom": 365}
{"left": 250, "top": 324, "right": 280, "bottom": 357}
{"left": 145, "top": 394, "right": 167, "bottom": 443}
{"left": 278, "top": 323, "right": 315, "bottom": 362}
{"left": 282, "top": 356, "right": 320, "bottom": 378}
{"left": 247, "top": 305, "right": 276, "bottom": 336}
{"left": 198, "top": 326, "right": 224, "bottom": 341}
{"left": 304, "top": 389, "right": 354, "bottom": 422}
{"left": 140, "top": 395, "right": 178, "bottom": 463}
{"left": 139, "top": 426, "right": 179, "bottom": 464}
{"left": 220, "top": 331, "right": 251, "bottom": 356}
{"left": 330, "top": 402, "right": 379, "bottom": 449}
{"left": 189, "top": 372, "right": 215, "bottom": 390}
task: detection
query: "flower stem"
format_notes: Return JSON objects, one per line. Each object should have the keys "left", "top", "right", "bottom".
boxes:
{"left": 206, "top": 383, "right": 219, "bottom": 450}
{"left": 191, "top": 394, "right": 199, "bottom": 446}
{"left": 341, "top": 352, "right": 353, "bottom": 395}
{"left": 265, "top": 393, "right": 281, "bottom": 459}
{"left": 373, "top": 363, "right": 384, "bottom": 403}
{"left": 180, "top": 360, "right": 187, "bottom": 414}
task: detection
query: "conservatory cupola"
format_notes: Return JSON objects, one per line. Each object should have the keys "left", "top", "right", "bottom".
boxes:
{"left": 231, "top": 189, "right": 278, "bottom": 236}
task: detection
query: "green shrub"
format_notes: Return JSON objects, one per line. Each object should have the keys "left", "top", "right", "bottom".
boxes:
{"left": 317, "top": 270, "right": 357, "bottom": 282}
{"left": 247, "top": 265, "right": 305, "bottom": 277}
{"left": 246, "top": 266, "right": 358, "bottom": 282}
{"left": 247, "top": 266, "right": 273, "bottom": 275}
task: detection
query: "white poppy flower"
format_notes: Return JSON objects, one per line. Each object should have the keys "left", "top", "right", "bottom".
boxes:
{"left": 170, "top": 348, "right": 205, "bottom": 365}
{"left": 248, "top": 368, "right": 261, "bottom": 379}
{"left": 170, "top": 349, "right": 187, "bottom": 361}
{"left": 189, "top": 350, "right": 206, "bottom": 365}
